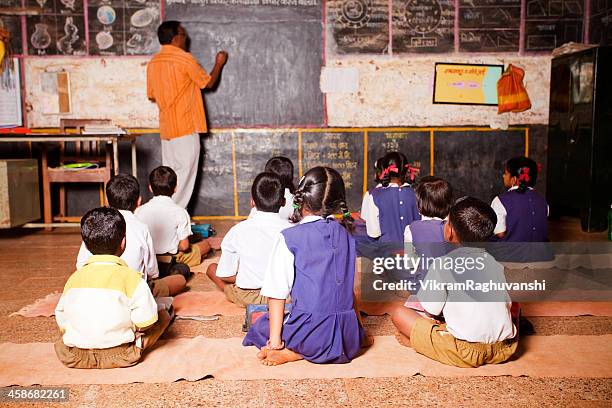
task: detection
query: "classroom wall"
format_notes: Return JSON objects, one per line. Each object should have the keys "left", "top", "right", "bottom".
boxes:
{"left": 25, "top": 57, "right": 157, "bottom": 128}
{"left": 325, "top": 55, "right": 551, "bottom": 127}
{"left": 24, "top": 54, "right": 551, "bottom": 128}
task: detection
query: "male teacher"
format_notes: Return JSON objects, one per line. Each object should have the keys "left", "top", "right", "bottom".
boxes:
{"left": 147, "top": 21, "right": 228, "bottom": 208}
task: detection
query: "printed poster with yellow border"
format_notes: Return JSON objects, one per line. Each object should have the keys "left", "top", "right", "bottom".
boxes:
{"left": 433, "top": 63, "right": 504, "bottom": 105}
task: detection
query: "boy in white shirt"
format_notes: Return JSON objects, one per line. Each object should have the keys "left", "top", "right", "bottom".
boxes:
{"left": 206, "top": 172, "right": 291, "bottom": 306}
{"left": 55, "top": 207, "right": 171, "bottom": 369}
{"left": 136, "top": 166, "right": 211, "bottom": 268}
{"left": 391, "top": 197, "right": 518, "bottom": 368}
{"left": 76, "top": 174, "right": 185, "bottom": 297}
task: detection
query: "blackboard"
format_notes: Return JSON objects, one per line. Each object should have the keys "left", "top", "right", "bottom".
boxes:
{"left": 433, "top": 130, "right": 525, "bottom": 203}
{"left": 366, "top": 130, "right": 430, "bottom": 193}
{"left": 163, "top": 2, "right": 325, "bottom": 127}
{"left": 327, "top": 0, "right": 389, "bottom": 54}
{"left": 589, "top": 0, "right": 612, "bottom": 46}
{"left": 88, "top": 0, "right": 160, "bottom": 56}
{"left": 459, "top": 0, "right": 520, "bottom": 52}
{"left": 301, "top": 131, "right": 364, "bottom": 211}
{"left": 0, "top": 7, "right": 23, "bottom": 55}
{"left": 234, "top": 131, "right": 299, "bottom": 216}
{"left": 524, "top": 0, "right": 584, "bottom": 51}
{"left": 26, "top": 0, "right": 87, "bottom": 56}
{"left": 392, "top": 0, "right": 455, "bottom": 53}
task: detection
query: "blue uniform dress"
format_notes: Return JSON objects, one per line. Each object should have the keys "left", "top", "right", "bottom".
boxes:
{"left": 490, "top": 188, "right": 552, "bottom": 262}
{"left": 243, "top": 216, "right": 365, "bottom": 364}
{"left": 370, "top": 185, "right": 420, "bottom": 243}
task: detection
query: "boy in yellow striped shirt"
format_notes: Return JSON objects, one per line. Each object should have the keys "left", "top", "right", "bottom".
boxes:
{"left": 54, "top": 208, "right": 172, "bottom": 369}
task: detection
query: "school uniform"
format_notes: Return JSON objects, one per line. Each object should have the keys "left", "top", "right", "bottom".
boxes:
{"left": 248, "top": 188, "right": 294, "bottom": 221}
{"left": 412, "top": 247, "right": 518, "bottom": 368}
{"left": 243, "top": 215, "right": 365, "bottom": 364}
{"left": 135, "top": 195, "right": 201, "bottom": 267}
{"left": 361, "top": 183, "right": 420, "bottom": 243}
{"left": 404, "top": 216, "right": 453, "bottom": 282}
{"left": 54, "top": 255, "right": 164, "bottom": 369}
{"left": 76, "top": 209, "right": 159, "bottom": 280}
{"left": 490, "top": 186, "right": 551, "bottom": 262}
{"left": 216, "top": 210, "right": 291, "bottom": 306}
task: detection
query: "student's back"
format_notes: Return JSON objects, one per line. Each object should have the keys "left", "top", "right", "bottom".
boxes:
{"left": 362, "top": 152, "right": 420, "bottom": 243}
{"left": 496, "top": 188, "right": 548, "bottom": 242}
{"left": 282, "top": 217, "right": 356, "bottom": 314}
{"left": 136, "top": 195, "right": 191, "bottom": 254}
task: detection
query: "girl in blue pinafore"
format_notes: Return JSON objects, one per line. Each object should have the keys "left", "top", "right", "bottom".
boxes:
{"left": 490, "top": 156, "right": 551, "bottom": 262}
{"left": 243, "top": 166, "right": 369, "bottom": 366}
{"left": 361, "top": 152, "right": 421, "bottom": 244}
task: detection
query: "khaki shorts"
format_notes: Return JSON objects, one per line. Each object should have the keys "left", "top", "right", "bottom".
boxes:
{"left": 149, "top": 278, "right": 170, "bottom": 298}
{"left": 410, "top": 318, "right": 518, "bottom": 368}
{"left": 223, "top": 284, "right": 267, "bottom": 307}
{"left": 174, "top": 244, "right": 202, "bottom": 267}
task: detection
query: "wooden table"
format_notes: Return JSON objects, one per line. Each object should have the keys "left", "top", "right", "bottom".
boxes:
{"left": 0, "top": 132, "right": 139, "bottom": 227}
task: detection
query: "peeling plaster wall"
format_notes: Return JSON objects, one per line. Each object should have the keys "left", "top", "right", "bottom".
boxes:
{"left": 23, "top": 55, "right": 552, "bottom": 129}
{"left": 24, "top": 57, "right": 158, "bottom": 128}
{"left": 325, "top": 56, "right": 552, "bottom": 127}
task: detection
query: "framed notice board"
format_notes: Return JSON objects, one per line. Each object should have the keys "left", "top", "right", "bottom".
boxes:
{"left": 433, "top": 63, "right": 503, "bottom": 105}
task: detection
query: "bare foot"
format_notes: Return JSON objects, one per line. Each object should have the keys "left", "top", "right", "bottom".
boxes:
{"left": 395, "top": 331, "right": 412, "bottom": 348}
{"left": 260, "top": 348, "right": 303, "bottom": 366}
{"left": 257, "top": 347, "right": 268, "bottom": 361}
{"left": 362, "top": 334, "right": 374, "bottom": 348}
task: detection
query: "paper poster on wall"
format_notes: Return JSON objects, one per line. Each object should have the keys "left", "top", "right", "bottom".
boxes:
{"left": 0, "top": 58, "right": 22, "bottom": 128}
{"left": 433, "top": 63, "right": 503, "bottom": 105}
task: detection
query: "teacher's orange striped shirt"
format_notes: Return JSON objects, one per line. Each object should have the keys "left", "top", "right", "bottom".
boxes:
{"left": 147, "top": 45, "right": 211, "bottom": 140}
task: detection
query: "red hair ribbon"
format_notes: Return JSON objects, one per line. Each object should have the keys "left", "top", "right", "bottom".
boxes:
{"left": 380, "top": 164, "right": 399, "bottom": 178}
{"left": 537, "top": 163, "right": 542, "bottom": 173}
{"left": 405, "top": 164, "right": 420, "bottom": 182}
{"left": 518, "top": 167, "right": 530, "bottom": 183}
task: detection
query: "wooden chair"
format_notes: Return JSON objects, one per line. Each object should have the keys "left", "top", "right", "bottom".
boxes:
{"left": 41, "top": 119, "right": 113, "bottom": 224}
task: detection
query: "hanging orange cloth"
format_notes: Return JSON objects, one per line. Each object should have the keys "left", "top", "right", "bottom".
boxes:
{"left": 0, "top": 27, "right": 12, "bottom": 74}
{"left": 497, "top": 64, "right": 531, "bottom": 113}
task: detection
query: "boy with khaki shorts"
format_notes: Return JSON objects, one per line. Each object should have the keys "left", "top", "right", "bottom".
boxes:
{"left": 55, "top": 208, "right": 172, "bottom": 369}
{"left": 206, "top": 172, "right": 290, "bottom": 306}
{"left": 392, "top": 197, "right": 518, "bottom": 368}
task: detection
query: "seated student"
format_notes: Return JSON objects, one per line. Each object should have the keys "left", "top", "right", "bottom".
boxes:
{"left": 490, "top": 157, "right": 551, "bottom": 262}
{"left": 361, "top": 152, "right": 420, "bottom": 243}
{"left": 391, "top": 197, "right": 518, "bottom": 368}
{"left": 206, "top": 172, "right": 291, "bottom": 306}
{"left": 404, "top": 176, "right": 454, "bottom": 277}
{"left": 136, "top": 166, "right": 211, "bottom": 268}
{"left": 55, "top": 207, "right": 172, "bottom": 369}
{"left": 243, "top": 167, "right": 370, "bottom": 366}
{"left": 76, "top": 174, "right": 186, "bottom": 297}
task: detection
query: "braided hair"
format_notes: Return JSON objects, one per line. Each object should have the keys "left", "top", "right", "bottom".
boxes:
{"left": 379, "top": 152, "right": 409, "bottom": 187}
{"left": 290, "top": 166, "right": 354, "bottom": 233}
{"left": 505, "top": 157, "right": 539, "bottom": 194}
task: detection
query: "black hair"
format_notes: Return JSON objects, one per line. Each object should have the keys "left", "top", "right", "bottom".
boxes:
{"left": 106, "top": 174, "right": 140, "bottom": 212}
{"left": 448, "top": 197, "right": 497, "bottom": 243}
{"left": 415, "top": 176, "right": 453, "bottom": 219}
{"left": 505, "top": 156, "right": 538, "bottom": 193}
{"left": 157, "top": 21, "right": 181, "bottom": 45}
{"left": 290, "top": 166, "right": 354, "bottom": 233}
{"left": 373, "top": 158, "right": 385, "bottom": 184}
{"left": 149, "top": 166, "right": 177, "bottom": 197}
{"left": 264, "top": 156, "right": 295, "bottom": 194}
{"left": 379, "top": 151, "right": 411, "bottom": 187}
{"left": 252, "top": 172, "right": 285, "bottom": 213}
{"left": 81, "top": 207, "right": 126, "bottom": 255}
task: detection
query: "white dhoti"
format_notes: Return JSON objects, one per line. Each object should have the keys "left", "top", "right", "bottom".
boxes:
{"left": 161, "top": 132, "right": 201, "bottom": 209}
